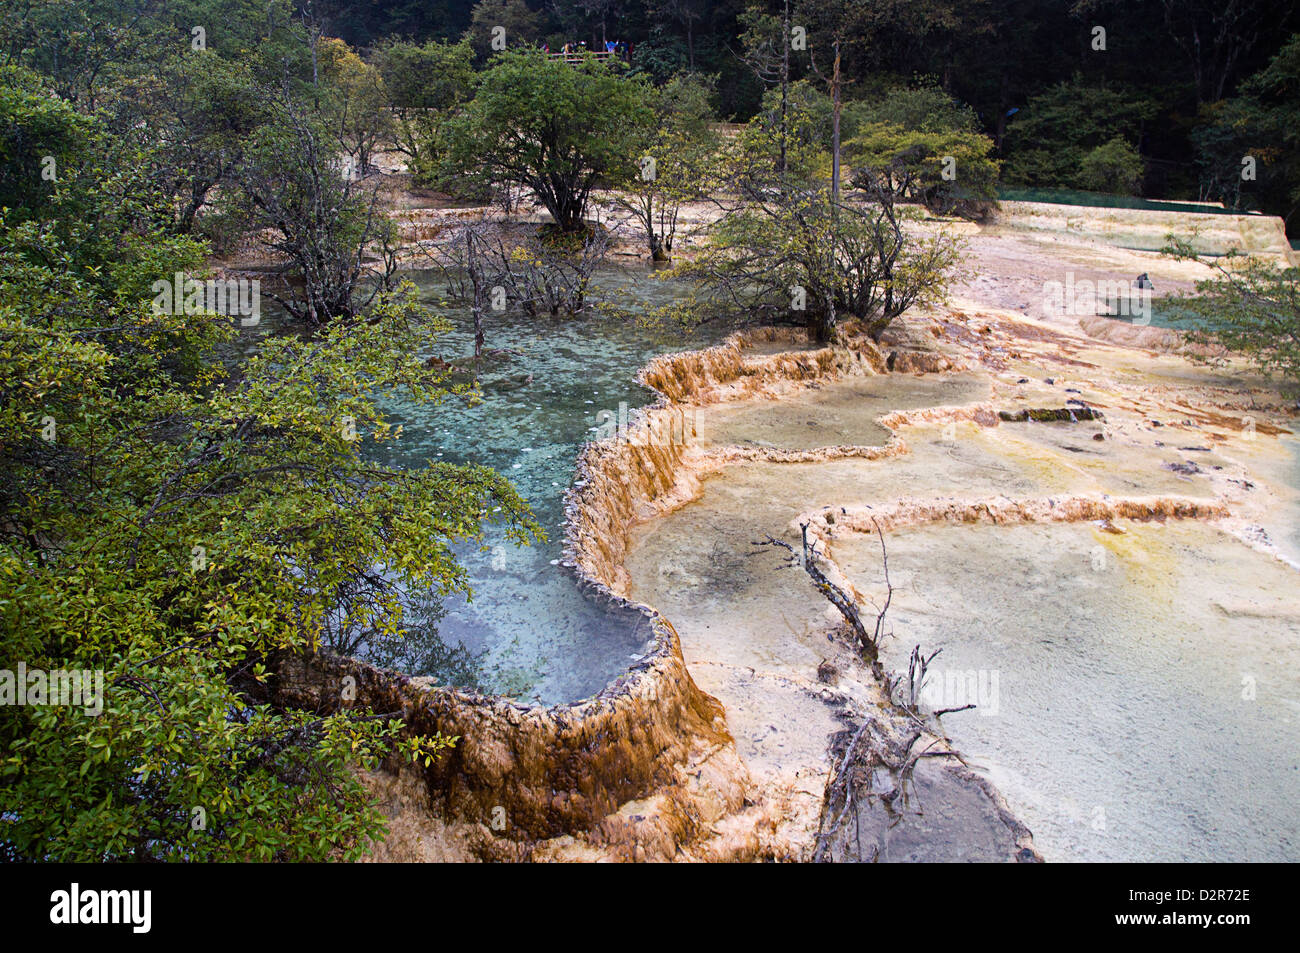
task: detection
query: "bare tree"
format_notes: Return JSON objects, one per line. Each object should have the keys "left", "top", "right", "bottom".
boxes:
{"left": 655, "top": 0, "right": 708, "bottom": 70}
{"left": 737, "top": 0, "right": 794, "bottom": 174}
{"left": 417, "top": 219, "right": 612, "bottom": 361}
{"left": 676, "top": 161, "right": 960, "bottom": 341}
{"left": 1160, "top": 0, "right": 1271, "bottom": 103}
{"left": 237, "top": 85, "right": 397, "bottom": 326}
{"left": 489, "top": 230, "right": 611, "bottom": 317}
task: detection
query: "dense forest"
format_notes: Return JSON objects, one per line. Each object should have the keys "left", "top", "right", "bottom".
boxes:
{"left": 299, "top": 0, "right": 1300, "bottom": 230}
{"left": 2, "top": 1, "right": 1298, "bottom": 229}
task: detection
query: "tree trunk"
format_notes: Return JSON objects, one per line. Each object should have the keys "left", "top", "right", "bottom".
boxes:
{"left": 831, "top": 41, "right": 842, "bottom": 203}
{"left": 994, "top": 72, "right": 1009, "bottom": 150}
{"left": 467, "top": 232, "right": 485, "bottom": 363}
{"left": 780, "top": 0, "right": 790, "bottom": 175}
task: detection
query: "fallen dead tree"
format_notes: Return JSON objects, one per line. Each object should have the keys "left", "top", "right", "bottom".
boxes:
{"left": 757, "top": 514, "right": 899, "bottom": 662}
{"left": 812, "top": 634, "right": 1030, "bottom": 863}
{"left": 755, "top": 520, "right": 1037, "bottom": 862}
{"left": 756, "top": 523, "right": 877, "bottom": 660}
{"left": 812, "top": 706, "right": 1039, "bottom": 863}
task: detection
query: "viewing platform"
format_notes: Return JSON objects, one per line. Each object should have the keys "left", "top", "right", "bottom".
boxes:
{"left": 547, "top": 50, "right": 617, "bottom": 65}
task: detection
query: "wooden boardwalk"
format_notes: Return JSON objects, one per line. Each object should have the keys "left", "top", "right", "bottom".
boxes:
{"left": 547, "top": 50, "right": 617, "bottom": 65}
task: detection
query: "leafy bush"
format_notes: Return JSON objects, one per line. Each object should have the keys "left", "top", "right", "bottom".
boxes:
{"left": 1166, "top": 239, "right": 1300, "bottom": 385}
{"left": 1078, "top": 137, "right": 1145, "bottom": 195}
{"left": 1002, "top": 77, "right": 1155, "bottom": 191}
{"left": 444, "top": 51, "right": 654, "bottom": 231}
{"left": 847, "top": 122, "right": 999, "bottom": 217}
{"left": 0, "top": 71, "right": 536, "bottom": 860}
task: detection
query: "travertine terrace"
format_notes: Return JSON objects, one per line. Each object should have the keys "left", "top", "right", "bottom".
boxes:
{"left": 274, "top": 205, "right": 1298, "bottom": 862}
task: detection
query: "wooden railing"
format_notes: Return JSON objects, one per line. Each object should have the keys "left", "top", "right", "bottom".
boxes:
{"left": 547, "top": 50, "right": 617, "bottom": 64}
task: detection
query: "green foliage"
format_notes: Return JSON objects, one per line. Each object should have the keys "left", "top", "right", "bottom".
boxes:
{"left": 372, "top": 38, "right": 478, "bottom": 192}
{"left": 0, "top": 0, "right": 307, "bottom": 103}
{"left": 673, "top": 115, "right": 960, "bottom": 341}
{"left": 630, "top": 24, "right": 691, "bottom": 83}
{"left": 1192, "top": 98, "right": 1258, "bottom": 211}
{"left": 1165, "top": 239, "right": 1300, "bottom": 384}
{"left": 1077, "top": 136, "right": 1145, "bottom": 195}
{"left": 0, "top": 71, "right": 536, "bottom": 861}
{"left": 234, "top": 88, "right": 398, "bottom": 325}
{"left": 373, "top": 37, "right": 476, "bottom": 114}
{"left": 841, "top": 83, "right": 982, "bottom": 139}
{"left": 107, "top": 51, "right": 268, "bottom": 236}
{"left": 0, "top": 64, "right": 92, "bottom": 220}
{"left": 317, "top": 38, "right": 392, "bottom": 173}
{"left": 444, "top": 51, "right": 654, "bottom": 230}
{"left": 846, "top": 122, "right": 999, "bottom": 217}
{"left": 655, "top": 71, "right": 720, "bottom": 134}
{"left": 1002, "top": 77, "right": 1155, "bottom": 191}
{"left": 736, "top": 81, "right": 833, "bottom": 184}
{"left": 466, "top": 0, "right": 543, "bottom": 59}
{"left": 672, "top": 185, "right": 959, "bottom": 341}
{"left": 1194, "top": 32, "right": 1300, "bottom": 219}
{"left": 613, "top": 73, "right": 721, "bottom": 260}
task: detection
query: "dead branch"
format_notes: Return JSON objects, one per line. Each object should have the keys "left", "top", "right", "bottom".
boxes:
{"left": 869, "top": 516, "right": 893, "bottom": 648}
{"left": 754, "top": 522, "right": 878, "bottom": 660}
{"left": 933, "top": 704, "right": 976, "bottom": 718}
{"left": 906, "top": 645, "right": 942, "bottom": 709}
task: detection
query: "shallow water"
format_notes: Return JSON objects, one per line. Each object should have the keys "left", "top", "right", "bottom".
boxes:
{"left": 356, "top": 268, "right": 730, "bottom": 704}
{"left": 998, "top": 188, "right": 1242, "bottom": 217}
{"left": 841, "top": 520, "right": 1300, "bottom": 862}
{"left": 694, "top": 374, "right": 989, "bottom": 450}
{"left": 1102, "top": 298, "right": 1212, "bottom": 331}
